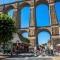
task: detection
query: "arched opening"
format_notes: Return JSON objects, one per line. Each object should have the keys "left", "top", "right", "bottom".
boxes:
{"left": 22, "top": 32, "right": 29, "bottom": 38}
{"left": 20, "top": 5, "right": 30, "bottom": 28}
{"left": 21, "top": 32, "right": 29, "bottom": 52}
{"left": 38, "top": 31, "right": 51, "bottom": 45}
{"left": 36, "top": 4, "right": 50, "bottom": 27}
{"left": 55, "top": 2, "right": 60, "bottom": 24}
{"left": 8, "top": 9, "right": 14, "bottom": 17}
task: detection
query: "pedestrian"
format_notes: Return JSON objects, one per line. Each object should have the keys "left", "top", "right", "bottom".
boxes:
{"left": 16, "top": 44, "right": 19, "bottom": 56}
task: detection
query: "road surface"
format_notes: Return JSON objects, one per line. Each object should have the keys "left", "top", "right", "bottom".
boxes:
{"left": 2, "top": 57, "right": 54, "bottom": 60}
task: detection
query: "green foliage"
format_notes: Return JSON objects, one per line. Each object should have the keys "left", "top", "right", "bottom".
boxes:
{"left": 0, "top": 14, "right": 16, "bottom": 43}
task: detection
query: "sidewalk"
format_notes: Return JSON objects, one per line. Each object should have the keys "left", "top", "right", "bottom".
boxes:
{"left": 0, "top": 52, "right": 8, "bottom": 59}
{"left": 0, "top": 56, "right": 6, "bottom": 59}
{"left": 0, "top": 53, "right": 34, "bottom": 58}
{"left": 0, "top": 52, "right": 10, "bottom": 56}
{"left": 38, "top": 55, "right": 60, "bottom": 60}
{"left": 53, "top": 56, "right": 60, "bottom": 60}
{"left": 0, "top": 52, "right": 60, "bottom": 60}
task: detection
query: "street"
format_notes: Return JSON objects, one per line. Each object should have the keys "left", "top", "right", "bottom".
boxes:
{"left": 2, "top": 57, "right": 53, "bottom": 60}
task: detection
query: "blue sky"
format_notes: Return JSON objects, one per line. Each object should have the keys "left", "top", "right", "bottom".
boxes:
{"left": 0, "top": 0, "right": 60, "bottom": 45}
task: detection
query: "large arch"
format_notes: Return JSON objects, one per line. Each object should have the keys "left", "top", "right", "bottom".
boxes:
{"left": 20, "top": 4, "right": 30, "bottom": 28}
{"left": 18, "top": 2, "right": 30, "bottom": 10}
{"left": 37, "top": 31, "right": 51, "bottom": 45}
{"left": 22, "top": 32, "right": 29, "bottom": 38}
{"left": 37, "top": 28, "right": 51, "bottom": 35}
{"left": 36, "top": 4, "right": 50, "bottom": 27}
{"left": 35, "top": 0, "right": 48, "bottom": 6}
{"left": 4, "top": 5, "right": 15, "bottom": 13}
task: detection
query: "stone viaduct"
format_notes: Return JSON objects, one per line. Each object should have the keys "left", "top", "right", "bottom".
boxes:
{"left": 0, "top": 0, "right": 60, "bottom": 48}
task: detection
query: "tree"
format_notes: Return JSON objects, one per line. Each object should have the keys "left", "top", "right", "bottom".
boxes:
{"left": 0, "top": 14, "right": 16, "bottom": 53}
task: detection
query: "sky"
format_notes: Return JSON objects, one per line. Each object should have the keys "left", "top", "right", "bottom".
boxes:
{"left": 0, "top": 0, "right": 60, "bottom": 45}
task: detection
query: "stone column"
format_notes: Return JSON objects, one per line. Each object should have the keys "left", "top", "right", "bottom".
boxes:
{"left": 13, "top": 8, "right": 20, "bottom": 28}
{"left": 30, "top": 7, "right": 35, "bottom": 27}
{"left": 49, "top": 0, "right": 58, "bottom": 25}
{"left": 48, "top": 0, "right": 59, "bottom": 36}
{"left": 29, "top": 1, "right": 37, "bottom": 49}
